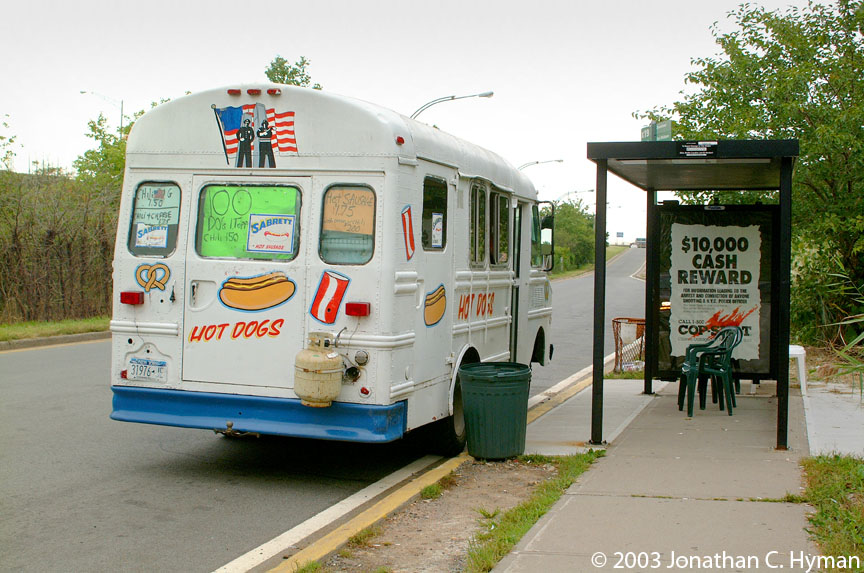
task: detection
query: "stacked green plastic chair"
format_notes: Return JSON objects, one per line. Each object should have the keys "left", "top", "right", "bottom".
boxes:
{"left": 678, "top": 326, "right": 743, "bottom": 417}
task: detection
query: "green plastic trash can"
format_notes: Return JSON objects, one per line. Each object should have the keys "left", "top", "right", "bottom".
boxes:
{"left": 459, "top": 362, "right": 531, "bottom": 460}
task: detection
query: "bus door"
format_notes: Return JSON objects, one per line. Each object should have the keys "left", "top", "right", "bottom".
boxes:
{"left": 182, "top": 177, "right": 310, "bottom": 388}
{"left": 413, "top": 174, "right": 454, "bottom": 387}
{"left": 510, "top": 201, "right": 526, "bottom": 361}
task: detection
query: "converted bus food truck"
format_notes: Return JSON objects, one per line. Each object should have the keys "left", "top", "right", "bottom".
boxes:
{"left": 110, "top": 85, "right": 553, "bottom": 454}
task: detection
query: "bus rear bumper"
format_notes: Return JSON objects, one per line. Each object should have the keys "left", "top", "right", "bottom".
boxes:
{"left": 110, "top": 386, "right": 406, "bottom": 443}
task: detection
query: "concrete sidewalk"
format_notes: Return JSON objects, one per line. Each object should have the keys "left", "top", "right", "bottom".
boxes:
{"left": 497, "top": 380, "right": 819, "bottom": 572}
{"left": 804, "top": 380, "right": 864, "bottom": 457}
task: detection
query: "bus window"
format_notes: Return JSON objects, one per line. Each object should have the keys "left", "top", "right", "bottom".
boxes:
{"left": 196, "top": 185, "right": 301, "bottom": 260}
{"left": 422, "top": 176, "right": 447, "bottom": 250}
{"left": 320, "top": 185, "right": 375, "bottom": 264}
{"left": 490, "top": 191, "right": 510, "bottom": 266}
{"left": 469, "top": 182, "right": 486, "bottom": 265}
{"left": 128, "top": 182, "right": 181, "bottom": 257}
{"left": 531, "top": 204, "right": 543, "bottom": 267}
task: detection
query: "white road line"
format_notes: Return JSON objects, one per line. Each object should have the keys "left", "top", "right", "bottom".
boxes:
{"left": 212, "top": 455, "right": 442, "bottom": 573}
{"left": 630, "top": 260, "right": 646, "bottom": 282}
{"left": 215, "top": 354, "right": 618, "bottom": 572}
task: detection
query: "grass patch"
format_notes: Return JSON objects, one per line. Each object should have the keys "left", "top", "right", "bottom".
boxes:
{"left": 347, "top": 524, "right": 383, "bottom": 548}
{"left": 605, "top": 369, "right": 645, "bottom": 379}
{"left": 749, "top": 493, "right": 807, "bottom": 503}
{"left": 292, "top": 561, "right": 328, "bottom": 573}
{"left": 420, "top": 483, "right": 443, "bottom": 499}
{"left": 549, "top": 246, "right": 630, "bottom": 280}
{"left": 420, "top": 470, "right": 458, "bottom": 500}
{"left": 801, "top": 454, "right": 864, "bottom": 570}
{"left": 464, "top": 451, "right": 604, "bottom": 572}
{"left": 476, "top": 507, "right": 500, "bottom": 520}
{"left": 0, "top": 316, "right": 109, "bottom": 342}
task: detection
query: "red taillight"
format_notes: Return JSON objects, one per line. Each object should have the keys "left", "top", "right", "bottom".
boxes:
{"left": 227, "top": 89, "right": 241, "bottom": 96}
{"left": 395, "top": 136, "right": 405, "bottom": 145}
{"left": 120, "top": 369, "right": 128, "bottom": 379}
{"left": 345, "top": 302, "right": 371, "bottom": 317}
{"left": 120, "top": 291, "right": 144, "bottom": 305}
{"left": 247, "top": 88, "right": 261, "bottom": 96}
{"left": 267, "top": 88, "right": 282, "bottom": 95}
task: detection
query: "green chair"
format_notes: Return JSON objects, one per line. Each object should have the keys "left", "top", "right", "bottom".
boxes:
{"left": 678, "top": 327, "right": 743, "bottom": 417}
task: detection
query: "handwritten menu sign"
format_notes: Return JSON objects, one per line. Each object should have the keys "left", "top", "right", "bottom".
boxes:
{"left": 322, "top": 187, "right": 374, "bottom": 235}
{"left": 132, "top": 184, "right": 181, "bottom": 226}
{"left": 198, "top": 185, "right": 299, "bottom": 260}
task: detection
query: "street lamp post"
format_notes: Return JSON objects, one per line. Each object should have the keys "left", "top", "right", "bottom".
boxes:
{"left": 410, "top": 91, "right": 494, "bottom": 120}
{"left": 80, "top": 90, "right": 124, "bottom": 135}
{"left": 517, "top": 159, "right": 563, "bottom": 171}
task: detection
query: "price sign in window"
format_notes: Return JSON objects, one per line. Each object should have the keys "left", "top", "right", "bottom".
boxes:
{"left": 320, "top": 185, "right": 376, "bottom": 264}
{"left": 197, "top": 185, "right": 301, "bottom": 261}
{"left": 128, "top": 182, "right": 181, "bottom": 257}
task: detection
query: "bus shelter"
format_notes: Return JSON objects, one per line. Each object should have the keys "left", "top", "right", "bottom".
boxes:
{"left": 586, "top": 140, "right": 799, "bottom": 449}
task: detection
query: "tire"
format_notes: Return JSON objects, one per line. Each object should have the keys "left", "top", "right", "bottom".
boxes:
{"left": 426, "top": 377, "right": 466, "bottom": 457}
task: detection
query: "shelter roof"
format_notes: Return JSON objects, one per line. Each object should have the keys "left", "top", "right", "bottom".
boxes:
{"left": 587, "top": 140, "right": 799, "bottom": 191}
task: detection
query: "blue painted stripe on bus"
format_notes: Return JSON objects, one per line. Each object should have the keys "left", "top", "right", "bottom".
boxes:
{"left": 110, "top": 387, "right": 407, "bottom": 443}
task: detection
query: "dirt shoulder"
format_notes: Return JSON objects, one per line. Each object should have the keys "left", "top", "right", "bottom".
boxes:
{"left": 319, "top": 457, "right": 557, "bottom": 573}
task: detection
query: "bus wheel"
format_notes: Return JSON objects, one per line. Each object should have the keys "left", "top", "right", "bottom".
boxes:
{"left": 427, "top": 376, "right": 466, "bottom": 457}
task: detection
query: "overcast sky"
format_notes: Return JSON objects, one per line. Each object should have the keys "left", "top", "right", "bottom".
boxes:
{"left": 2, "top": 0, "right": 808, "bottom": 241}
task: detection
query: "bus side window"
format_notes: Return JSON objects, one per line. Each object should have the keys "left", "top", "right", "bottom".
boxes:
{"left": 490, "top": 191, "right": 510, "bottom": 266}
{"left": 128, "top": 182, "right": 181, "bottom": 257}
{"left": 469, "top": 182, "right": 486, "bottom": 265}
{"left": 422, "top": 176, "right": 447, "bottom": 251}
{"left": 531, "top": 204, "right": 543, "bottom": 267}
{"left": 320, "top": 185, "right": 376, "bottom": 265}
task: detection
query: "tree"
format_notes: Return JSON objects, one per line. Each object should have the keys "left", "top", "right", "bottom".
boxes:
{"left": 73, "top": 101, "right": 161, "bottom": 198}
{"left": 72, "top": 113, "right": 127, "bottom": 197}
{"left": 637, "top": 0, "right": 864, "bottom": 345}
{"left": 0, "top": 115, "right": 17, "bottom": 171}
{"left": 550, "top": 198, "right": 595, "bottom": 271}
{"left": 265, "top": 55, "right": 322, "bottom": 89}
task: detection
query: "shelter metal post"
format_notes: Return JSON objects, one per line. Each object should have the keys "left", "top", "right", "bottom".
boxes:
{"left": 776, "top": 156, "right": 793, "bottom": 449}
{"left": 590, "top": 160, "right": 608, "bottom": 445}
{"left": 643, "top": 188, "right": 657, "bottom": 395}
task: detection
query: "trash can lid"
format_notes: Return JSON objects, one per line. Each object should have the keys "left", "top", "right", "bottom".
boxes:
{"left": 459, "top": 362, "right": 531, "bottom": 382}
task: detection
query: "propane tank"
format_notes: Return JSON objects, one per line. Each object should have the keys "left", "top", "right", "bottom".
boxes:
{"left": 294, "top": 332, "right": 343, "bottom": 407}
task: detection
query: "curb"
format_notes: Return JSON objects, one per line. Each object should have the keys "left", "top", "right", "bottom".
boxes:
{"left": 0, "top": 330, "right": 111, "bottom": 352}
{"left": 252, "top": 365, "right": 609, "bottom": 572}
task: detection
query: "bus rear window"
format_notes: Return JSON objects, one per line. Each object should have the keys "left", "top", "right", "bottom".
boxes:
{"left": 196, "top": 185, "right": 301, "bottom": 260}
{"left": 320, "top": 185, "right": 375, "bottom": 265}
{"left": 128, "top": 182, "right": 181, "bottom": 257}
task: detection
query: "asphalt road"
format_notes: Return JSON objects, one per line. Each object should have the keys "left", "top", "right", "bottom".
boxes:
{"left": 0, "top": 342, "right": 426, "bottom": 572}
{"left": 530, "top": 246, "right": 646, "bottom": 394}
{"left": 0, "top": 248, "right": 645, "bottom": 572}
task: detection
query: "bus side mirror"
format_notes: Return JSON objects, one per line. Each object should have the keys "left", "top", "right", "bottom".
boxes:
{"left": 539, "top": 203, "right": 554, "bottom": 272}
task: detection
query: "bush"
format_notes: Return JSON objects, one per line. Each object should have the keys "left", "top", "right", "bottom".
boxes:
{"left": 0, "top": 170, "right": 118, "bottom": 322}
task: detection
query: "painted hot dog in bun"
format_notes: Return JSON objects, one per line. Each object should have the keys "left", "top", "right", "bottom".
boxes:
{"left": 424, "top": 285, "right": 446, "bottom": 326}
{"left": 219, "top": 272, "right": 296, "bottom": 311}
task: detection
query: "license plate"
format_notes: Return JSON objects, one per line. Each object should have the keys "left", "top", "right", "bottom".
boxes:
{"left": 127, "top": 357, "right": 168, "bottom": 383}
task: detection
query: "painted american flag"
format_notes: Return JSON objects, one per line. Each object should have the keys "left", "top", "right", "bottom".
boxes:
{"left": 214, "top": 103, "right": 298, "bottom": 161}
{"left": 266, "top": 109, "right": 298, "bottom": 153}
